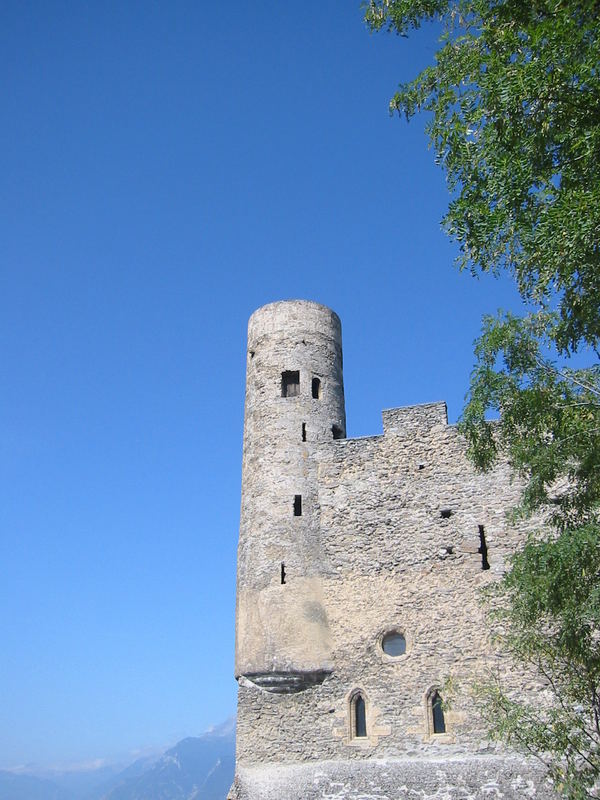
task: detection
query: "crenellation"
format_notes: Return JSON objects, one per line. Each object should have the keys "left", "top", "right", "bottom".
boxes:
{"left": 382, "top": 401, "right": 449, "bottom": 435}
{"left": 229, "top": 301, "right": 555, "bottom": 800}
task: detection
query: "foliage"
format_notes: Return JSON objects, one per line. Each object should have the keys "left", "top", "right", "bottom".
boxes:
{"left": 463, "top": 312, "right": 600, "bottom": 525}
{"left": 464, "top": 310, "right": 600, "bottom": 799}
{"left": 480, "top": 524, "right": 600, "bottom": 798}
{"left": 365, "top": 0, "right": 600, "bottom": 353}
{"left": 465, "top": 310, "right": 600, "bottom": 796}
{"left": 365, "top": 0, "right": 600, "bottom": 795}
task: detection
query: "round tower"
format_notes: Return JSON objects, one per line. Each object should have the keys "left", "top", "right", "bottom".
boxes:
{"left": 235, "top": 300, "right": 346, "bottom": 690}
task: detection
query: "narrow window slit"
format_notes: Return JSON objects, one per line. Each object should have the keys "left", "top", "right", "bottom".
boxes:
{"left": 432, "top": 691, "right": 446, "bottom": 734}
{"left": 302, "top": 423, "right": 306, "bottom": 442}
{"left": 312, "top": 377, "right": 321, "bottom": 399}
{"left": 281, "top": 563, "right": 286, "bottom": 584}
{"left": 478, "top": 525, "right": 490, "bottom": 570}
{"left": 294, "top": 495, "right": 302, "bottom": 516}
{"left": 354, "top": 694, "right": 367, "bottom": 738}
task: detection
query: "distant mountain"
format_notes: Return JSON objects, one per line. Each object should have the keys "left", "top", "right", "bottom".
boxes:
{"left": 0, "top": 720, "right": 235, "bottom": 800}
{"left": 40, "top": 764, "right": 125, "bottom": 800}
{"left": 101, "top": 725, "right": 235, "bottom": 800}
{"left": 82, "top": 755, "right": 160, "bottom": 800}
{"left": 0, "top": 770, "right": 71, "bottom": 800}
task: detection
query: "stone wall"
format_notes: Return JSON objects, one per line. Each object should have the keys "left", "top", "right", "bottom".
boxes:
{"left": 235, "top": 402, "right": 542, "bottom": 767}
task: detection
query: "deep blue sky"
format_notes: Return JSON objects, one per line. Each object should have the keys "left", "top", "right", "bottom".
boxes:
{"left": 1, "top": 1, "right": 523, "bottom": 769}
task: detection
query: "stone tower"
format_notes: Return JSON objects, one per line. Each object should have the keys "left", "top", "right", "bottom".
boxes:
{"left": 229, "top": 300, "right": 554, "bottom": 800}
{"left": 236, "top": 300, "right": 346, "bottom": 689}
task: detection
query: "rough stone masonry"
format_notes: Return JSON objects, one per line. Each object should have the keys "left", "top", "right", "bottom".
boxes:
{"left": 228, "top": 300, "right": 555, "bottom": 800}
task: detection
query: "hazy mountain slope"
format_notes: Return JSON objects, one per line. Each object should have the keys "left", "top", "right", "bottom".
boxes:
{"left": 194, "top": 752, "right": 235, "bottom": 800}
{"left": 102, "top": 729, "right": 235, "bottom": 800}
{"left": 0, "top": 720, "right": 235, "bottom": 800}
{"left": 0, "top": 770, "right": 71, "bottom": 800}
{"left": 38, "top": 764, "right": 123, "bottom": 800}
{"left": 82, "top": 755, "right": 161, "bottom": 800}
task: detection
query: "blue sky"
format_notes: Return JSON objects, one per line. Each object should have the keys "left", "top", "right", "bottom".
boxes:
{"left": 0, "top": 1, "right": 523, "bottom": 769}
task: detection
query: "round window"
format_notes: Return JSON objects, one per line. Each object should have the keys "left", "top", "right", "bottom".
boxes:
{"left": 381, "top": 631, "right": 406, "bottom": 657}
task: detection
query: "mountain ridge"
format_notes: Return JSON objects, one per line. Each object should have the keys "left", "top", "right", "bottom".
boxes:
{"left": 1, "top": 721, "right": 235, "bottom": 800}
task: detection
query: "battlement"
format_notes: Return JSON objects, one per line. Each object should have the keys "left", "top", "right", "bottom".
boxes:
{"left": 381, "top": 401, "right": 448, "bottom": 435}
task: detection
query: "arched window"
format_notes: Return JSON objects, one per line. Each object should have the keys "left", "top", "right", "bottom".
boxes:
{"left": 353, "top": 693, "right": 367, "bottom": 738}
{"left": 312, "top": 377, "right": 321, "bottom": 399}
{"left": 431, "top": 690, "right": 446, "bottom": 734}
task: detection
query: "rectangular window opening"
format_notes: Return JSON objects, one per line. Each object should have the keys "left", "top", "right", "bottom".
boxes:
{"left": 294, "top": 495, "right": 302, "bottom": 516}
{"left": 331, "top": 424, "right": 344, "bottom": 440}
{"left": 478, "top": 524, "right": 490, "bottom": 570}
{"left": 281, "top": 370, "right": 300, "bottom": 397}
{"left": 312, "top": 377, "right": 321, "bottom": 399}
{"left": 302, "top": 423, "right": 306, "bottom": 442}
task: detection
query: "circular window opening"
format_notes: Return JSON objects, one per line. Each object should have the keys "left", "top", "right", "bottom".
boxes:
{"left": 381, "top": 631, "right": 406, "bottom": 657}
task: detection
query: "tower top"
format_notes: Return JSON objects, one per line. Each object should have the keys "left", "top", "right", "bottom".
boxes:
{"left": 248, "top": 300, "right": 341, "bottom": 342}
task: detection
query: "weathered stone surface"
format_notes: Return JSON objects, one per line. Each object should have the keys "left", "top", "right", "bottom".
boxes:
{"left": 232, "top": 756, "right": 554, "bottom": 799}
{"left": 231, "top": 301, "right": 553, "bottom": 800}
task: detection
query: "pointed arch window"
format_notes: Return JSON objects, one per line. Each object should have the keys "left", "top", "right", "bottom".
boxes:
{"left": 349, "top": 690, "right": 367, "bottom": 739}
{"left": 337, "top": 687, "right": 390, "bottom": 747}
{"left": 431, "top": 690, "right": 446, "bottom": 734}
{"left": 354, "top": 694, "right": 367, "bottom": 737}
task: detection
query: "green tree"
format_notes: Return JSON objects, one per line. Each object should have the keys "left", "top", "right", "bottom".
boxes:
{"left": 365, "top": 0, "right": 600, "bottom": 352}
{"left": 364, "top": 0, "right": 600, "bottom": 795}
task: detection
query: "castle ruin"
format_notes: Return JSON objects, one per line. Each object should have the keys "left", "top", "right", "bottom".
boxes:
{"left": 228, "top": 300, "right": 553, "bottom": 800}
